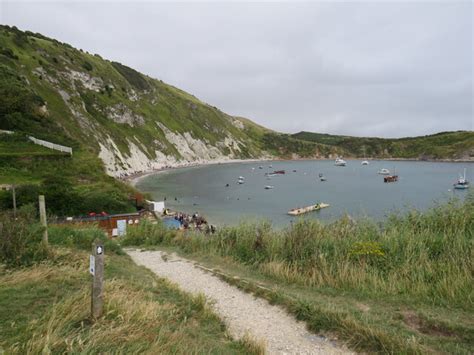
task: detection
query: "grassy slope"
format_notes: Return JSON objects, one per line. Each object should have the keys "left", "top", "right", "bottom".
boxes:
{"left": 293, "top": 130, "right": 474, "bottom": 160}
{"left": 0, "top": 25, "right": 263, "bottom": 160}
{"left": 0, "top": 242, "right": 261, "bottom": 354}
{"left": 121, "top": 195, "right": 474, "bottom": 354}
{"left": 0, "top": 134, "right": 137, "bottom": 214}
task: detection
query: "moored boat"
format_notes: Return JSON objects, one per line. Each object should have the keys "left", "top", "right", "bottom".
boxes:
{"left": 265, "top": 170, "right": 285, "bottom": 176}
{"left": 384, "top": 175, "right": 398, "bottom": 183}
{"left": 453, "top": 168, "right": 470, "bottom": 190}
{"left": 334, "top": 157, "right": 346, "bottom": 166}
{"left": 264, "top": 185, "right": 274, "bottom": 190}
{"left": 361, "top": 160, "right": 369, "bottom": 165}
{"left": 378, "top": 168, "right": 390, "bottom": 175}
{"left": 288, "top": 203, "right": 330, "bottom": 216}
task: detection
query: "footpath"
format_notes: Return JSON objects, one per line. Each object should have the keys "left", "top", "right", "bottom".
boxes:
{"left": 126, "top": 249, "right": 350, "bottom": 355}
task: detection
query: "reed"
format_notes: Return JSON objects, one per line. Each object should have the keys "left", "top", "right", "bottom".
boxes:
{"left": 133, "top": 194, "right": 473, "bottom": 308}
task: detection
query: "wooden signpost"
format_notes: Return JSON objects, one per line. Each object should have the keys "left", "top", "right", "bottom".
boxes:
{"left": 91, "top": 241, "right": 104, "bottom": 319}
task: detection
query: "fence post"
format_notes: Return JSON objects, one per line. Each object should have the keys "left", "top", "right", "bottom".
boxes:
{"left": 39, "top": 195, "right": 48, "bottom": 246}
{"left": 12, "top": 185, "right": 16, "bottom": 219}
{"left": 91, "top": 241, "right": 105, "bottom": 320}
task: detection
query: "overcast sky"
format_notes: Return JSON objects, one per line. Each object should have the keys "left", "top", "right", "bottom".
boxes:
{"left": 1, "top": 1, "right": 472, "bottom": 137}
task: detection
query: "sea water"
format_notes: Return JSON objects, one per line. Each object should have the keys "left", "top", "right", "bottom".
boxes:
{"left": 136, "top": 160, "right": 473, "bottom": 226}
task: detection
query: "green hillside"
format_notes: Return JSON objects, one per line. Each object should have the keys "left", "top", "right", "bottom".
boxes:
{"left": 293, "top": 130, "right": 474, "bottom": 160}
{"left": 0, "top": 25, "right": 265, "bottom": 175}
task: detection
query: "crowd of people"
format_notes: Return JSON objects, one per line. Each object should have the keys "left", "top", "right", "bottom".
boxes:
{"left": 170, "top": 211, "right": 216, "bottom": 233}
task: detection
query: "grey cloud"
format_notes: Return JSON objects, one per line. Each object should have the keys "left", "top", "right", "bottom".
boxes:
{"left": 1, "top": 1, "right": 472, "bottom": 137}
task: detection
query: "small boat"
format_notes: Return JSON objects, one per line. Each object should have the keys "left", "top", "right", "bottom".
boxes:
{"left": 334, "top": 158, "right": 346, "bottom": 166}
{"left": 239, "top": 176, "right": 245, "bottom": 180}
{"left": 378, "top": 168, "right": 390, "bottom": 175}
{"left": 318, "top": 173, "right": 323, "bottom": 177}
{"left": 453, "top": 169, "right": 470, "bottom": 190}
{"left": 320, "top": 176, "right": 327, "bottom": 181}
{"left": 259, "top": 166, "right": 263, "bottom": 169}
{"left": 293, "top": 169, "right": 297, "bottom": 172}
{"left": 264, "top": 185, "right": 274, "bottom": 190}
{"left": 265, "top": 170, "right": 285, "bottom": 176}
{"left": 288, "top": 203, "right": 330, "bottom": 216}
{"left": 361, "top": 160, "right": 369, "bottom": 165}
{"left": 384, "top": 175, "right": 398, "bottom": 183}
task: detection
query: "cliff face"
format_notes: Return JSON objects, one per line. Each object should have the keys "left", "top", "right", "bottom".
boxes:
{"left": 0, "top": 25, "right": 268, "bottom": 177}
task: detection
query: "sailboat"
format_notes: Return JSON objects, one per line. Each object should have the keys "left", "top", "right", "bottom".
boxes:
{"left": 361, "top": 147, "right": 369, "bottom": 165}
{"left": 453, "top": 168, "right": 470, "bottom": 190}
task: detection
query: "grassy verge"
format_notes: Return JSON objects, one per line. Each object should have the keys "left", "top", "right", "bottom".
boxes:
{"left": 0, "top": 227, "right": 263, "bottom": 354}
{"left": 121, "top": 195, "right": 474, "bottom": 354}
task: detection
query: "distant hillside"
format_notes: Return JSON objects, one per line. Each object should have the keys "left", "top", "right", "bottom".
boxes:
{"left": 293, "top": 131, "right": 474, "bottom": 160}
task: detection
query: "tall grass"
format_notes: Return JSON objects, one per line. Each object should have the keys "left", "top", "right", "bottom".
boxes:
{"left": 1, "top": 248, "right": 260, "bottom": 354}
{"left": 0, "top": 204, "right": 50, "bottom": 267}
{"left": 126, "top": 194, "right": 474, "bottom": 308}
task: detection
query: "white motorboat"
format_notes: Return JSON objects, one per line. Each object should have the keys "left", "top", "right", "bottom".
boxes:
{"left": 378, "top": 168, "right": 390, "bottom": 175}
{"left": 361, "top": 160, "right": 369, "bottom": 165}
{"left": 264, "top": 185, "right": 274, "bottom": 189}
{"left": 453, "top": 168, "right": 470, "bottom": 190}
{"left": 334, "top": 157, "right": 346, "bottom": 166}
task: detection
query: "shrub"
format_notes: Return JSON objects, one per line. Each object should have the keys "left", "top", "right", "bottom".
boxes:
{"left": 82, "top": 61, "right": 93, "bottom": 71}
{"left": 48, "top": 225, "right": 123, "bottom": 255}
{"left": 121, "top": 219, "right": 175, "bottom": 247}
{"left": 0, "top": 205, "right": 49, "bottom": 267}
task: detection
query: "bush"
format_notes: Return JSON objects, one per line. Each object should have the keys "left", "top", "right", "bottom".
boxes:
{"left": 0, "top": 205, "right": 49, "bottom": 267}
{"left": 121, "top": 219, "right": 175, "bottom": 247}
{"left": 82, "top": 61, "right": 93, "bottom": 71}
{"left": 48, "top": 225, "right": 123, "bottom": 255}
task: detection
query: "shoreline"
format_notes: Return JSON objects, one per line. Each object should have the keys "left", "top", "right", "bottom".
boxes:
{"left": 124, "top": 158, "right": 272, "bottom": 187}
{"left": 125, "top": 156, "right": 473, "bottom": 187}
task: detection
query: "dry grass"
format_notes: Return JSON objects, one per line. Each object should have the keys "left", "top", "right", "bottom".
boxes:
{"left": 0, "top": 247, "right": 256, "bottom": 354}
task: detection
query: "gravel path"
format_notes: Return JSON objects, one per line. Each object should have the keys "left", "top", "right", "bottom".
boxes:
{"left": 126, "top": 249, "right": 349, "bottom": 355}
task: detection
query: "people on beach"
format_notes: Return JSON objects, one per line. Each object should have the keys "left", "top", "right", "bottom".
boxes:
{"left": 172, "top": 211, "right": 209, "bottom": 231}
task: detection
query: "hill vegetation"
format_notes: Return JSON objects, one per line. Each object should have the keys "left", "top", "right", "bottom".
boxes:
{"left": 293, "top": 130, "right": 474, "bottom": 160}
